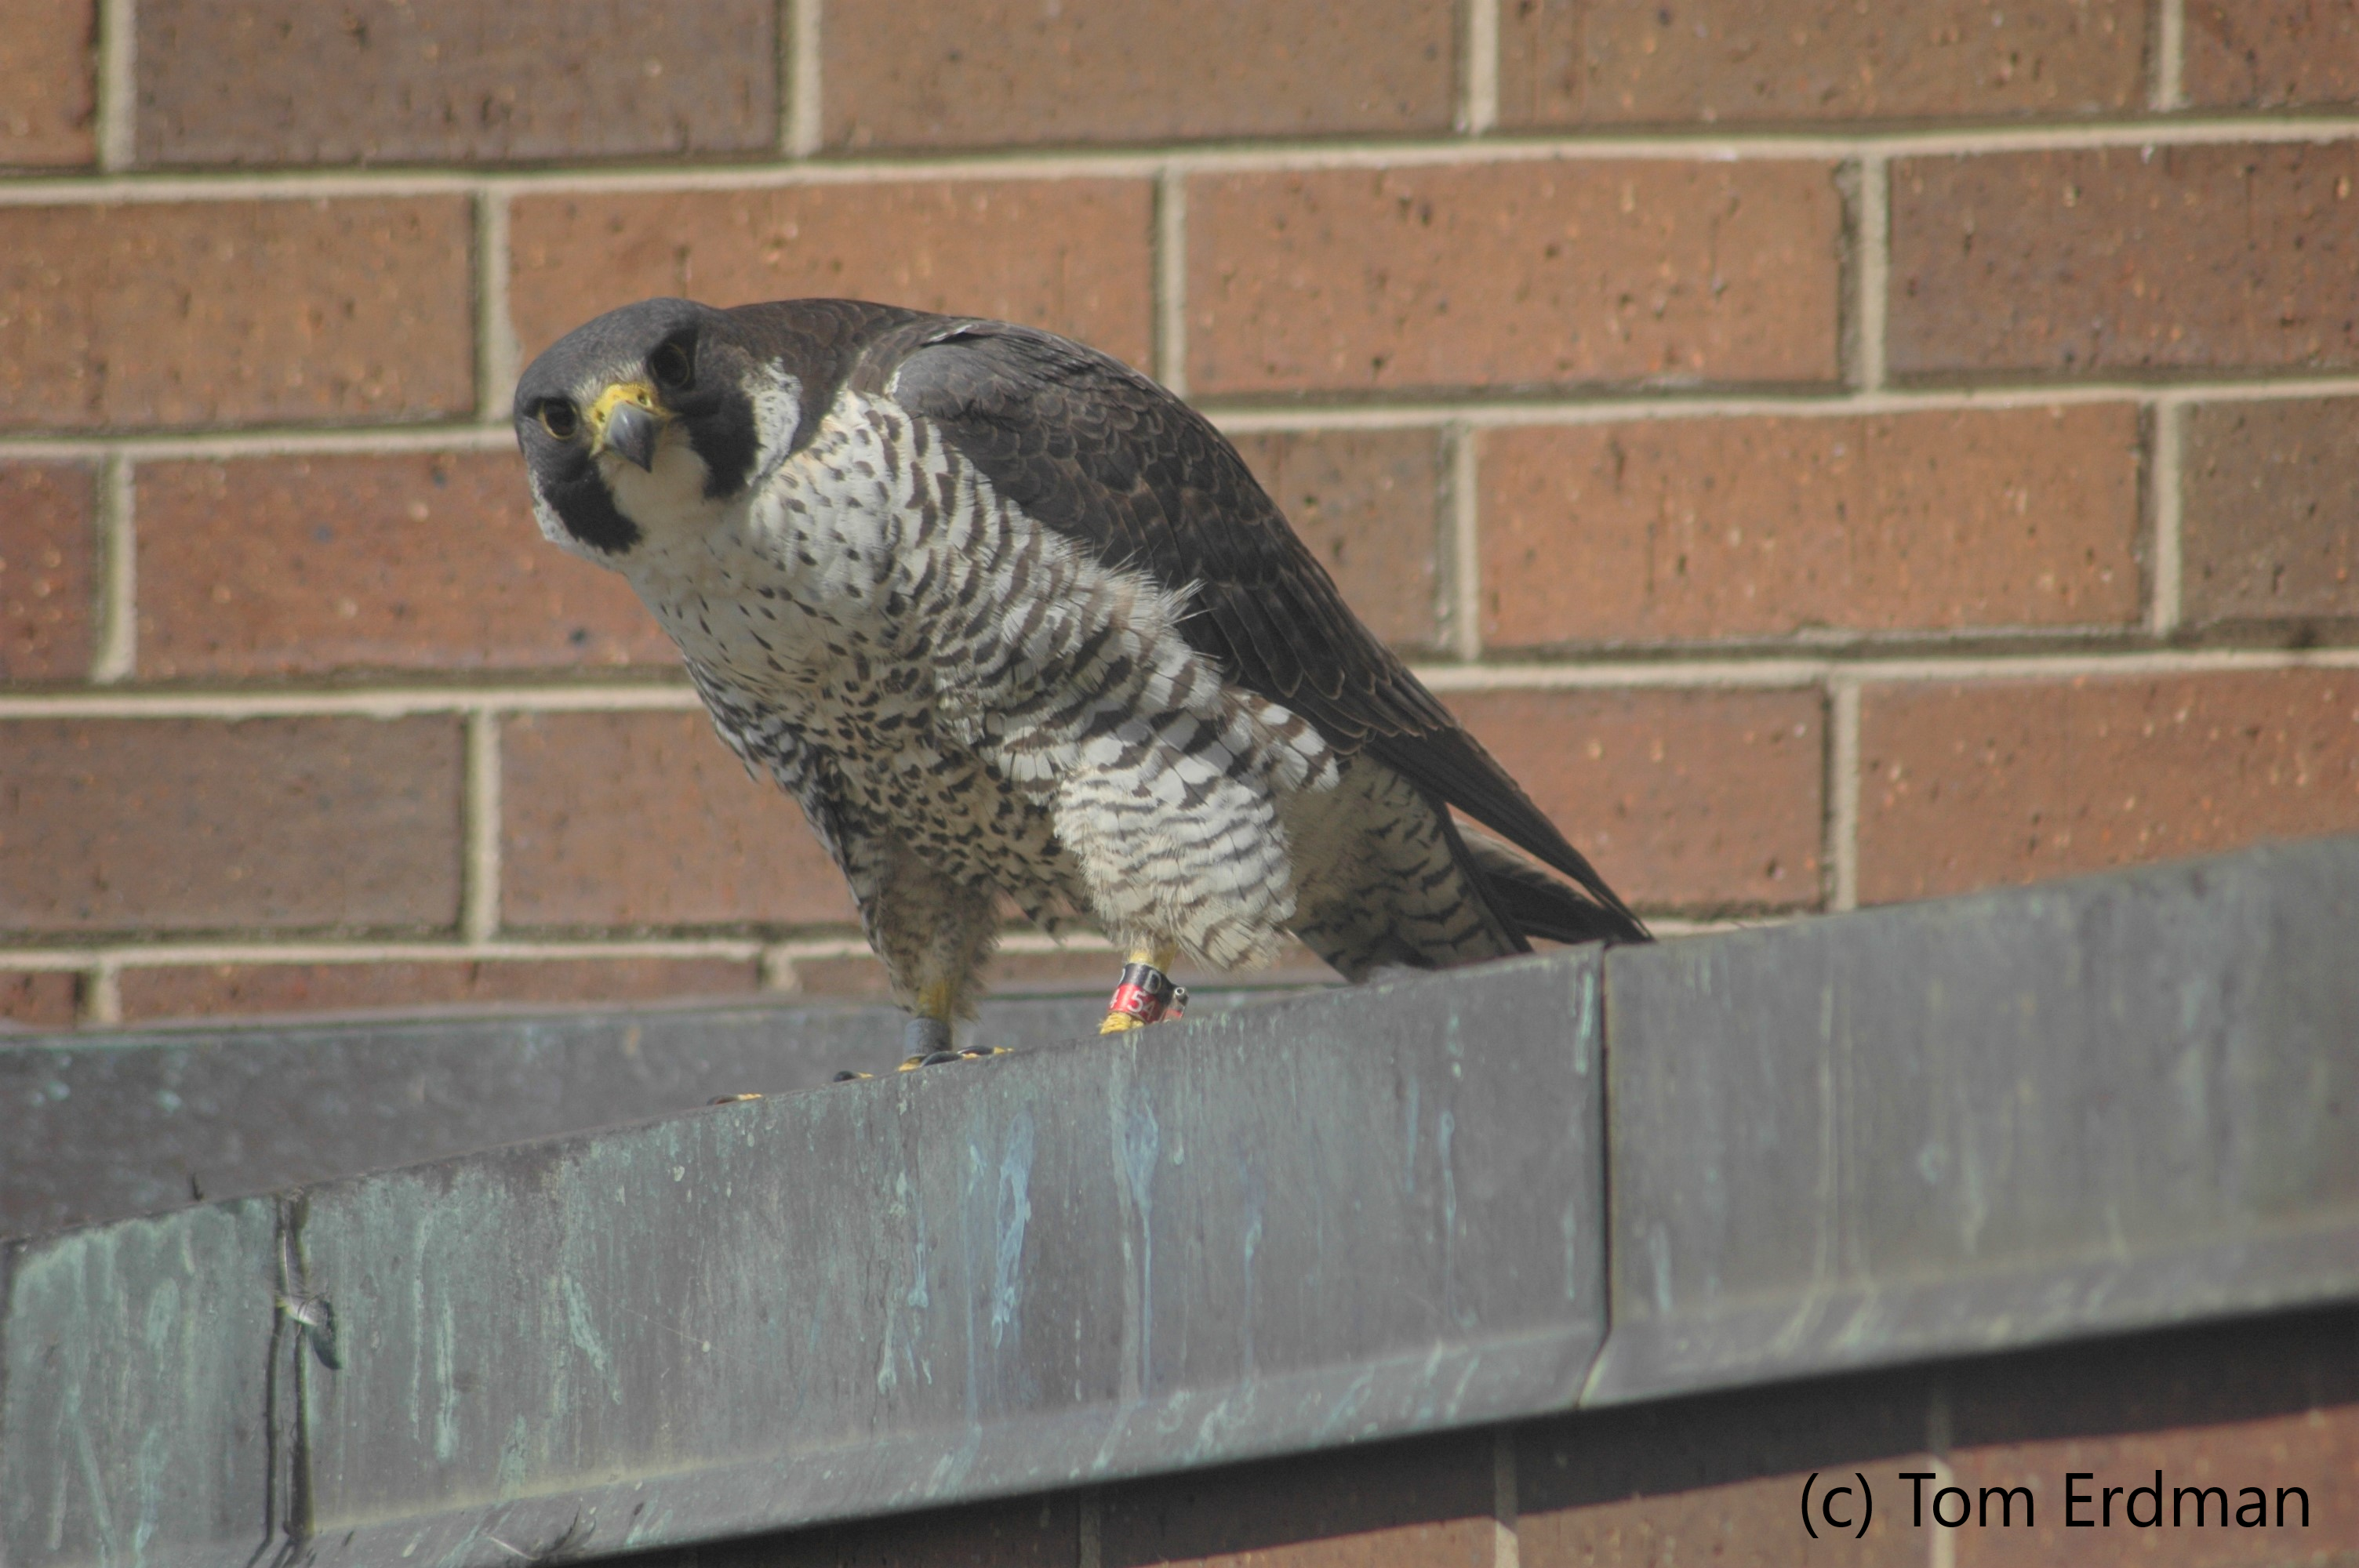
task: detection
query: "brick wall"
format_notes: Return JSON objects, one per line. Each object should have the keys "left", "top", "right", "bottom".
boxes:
{"left": 5, "top": 0, "right": 2359, "bottom": 1028}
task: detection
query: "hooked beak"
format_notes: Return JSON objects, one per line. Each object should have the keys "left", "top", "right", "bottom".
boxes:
{"left": 588, "top": 381, "right": 663, "bottom": 471}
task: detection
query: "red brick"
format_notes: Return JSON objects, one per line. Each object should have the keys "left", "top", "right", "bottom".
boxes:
{"left": 500, "top": 710, "right": 858, "bottom": 931}
{"left": 1186, "top": 162, "right": 1843, "bottom": 397}
{"left": 706, "top": 1494, "right": 1079, "bottom": 1566}
{"left": 978, "top": 948, "right": 1129, "bottom": 997}
{"left": 787, "top": 953, "right": 894, "bottom": 1001}
{"left": 0, "top": 198, "right": 474, "bottom": 430}
{"left": 0, "top": 462, "right": 96, "bottom": 681}
{"left": 1944, "top": 1403, "right": 2357, "bottom": 1564}
{"left": 0, "top": 717, "right": 463, "bottom": 934}
{"left": 1499, "top": 0, "right": 2146, "bottom": 127}
{"left": 1102, "top": 1432, "right": 1495, "bottom": 1567}
{"left": 823, "top": 0, "right": 1452, "bottom": 151}
{"left": 783, "top": 948, "right": 1090, "bottom": 1004}
{"left": 1890, "top": 146, "right": 2359, "bottom": 381}
{"left": 794, "top": 940, "right": 1336, "bottom": 1002}
{"left": 1520, "top": 1377, "right": 1929, "bottom": 1568}
{"left": 0, "top": 0, "right": 95, "bottom": 166}
{"left": 135, "top": 0, "right": 775, "bottom": 166}
{"left": 134, "top": 454, "right": 675, "bottom": 678}
{"left": 1479, "top": 407, "right": 2144, "bottom": 649}
{"left": 1523, "top": 1460, "right": 1923, "bottom": 1567}
{"left": 1, "top": 971, "right": 81, "bottom": 1030}
{"left": 2187, "top": 0, "right": 2359, "bottom": 108}
{"left": 1939, "top": 1308, "right": 2359, "bottom": 1564}
{"left": 509, "top": 182, "right": 1154, "bottom": 368}
{"left": 991, "top": 940, "right": 1333, "bottom": 996}
{"left": 1523, "top": 1475, "right": 1921, "bottom": 1566}
{"left": 2182, "top": 397, "right": 2359, "bottom": 631}
{"left": 1858, "top": 670, "right": 2359, "bottom": 902}
{"left": 1231, "top": 428, "right": 1444, "bottom": 654}
{"left": 115, "top": 956, "right": 759, "bottom": 1025}
{"left": 1446, "top": 687, "right": 1826, "bottom": 913}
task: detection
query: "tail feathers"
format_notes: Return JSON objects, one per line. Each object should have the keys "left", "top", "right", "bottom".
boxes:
{"left": 1460, "top": 829, "right": 1652, "bottom": 948}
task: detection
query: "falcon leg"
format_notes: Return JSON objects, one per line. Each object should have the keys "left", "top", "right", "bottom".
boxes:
{"left": 1100, "top": 944, "right": 1186, "bottom": 1035}
{"left": 898, "top": 980, "right": 960, "bottom": 1070}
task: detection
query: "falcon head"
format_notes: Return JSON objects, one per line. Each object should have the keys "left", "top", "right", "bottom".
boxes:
{"left": 513, "top": 297, "right": 802, "bottom": 564}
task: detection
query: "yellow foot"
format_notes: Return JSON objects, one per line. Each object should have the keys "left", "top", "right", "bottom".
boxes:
{"left": 708, "top": 1092, "right": 764, "bottom": 1105}
{"left": 1100, "top": 1011, "right": 1147, "bottom": 1035}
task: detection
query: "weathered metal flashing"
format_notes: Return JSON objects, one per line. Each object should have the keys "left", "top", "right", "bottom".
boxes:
{"left": 3, "top": 840, "right": 2356, "bottom": 1566}
{"left": 0, "top": 991, "right": 1298, "bottom": 1238}
{"left": 5, "top": 956, "right": 1606, "bottom": 1566}
{"left": 1588, "top": 834, "right": 2359, "bottom": 1404}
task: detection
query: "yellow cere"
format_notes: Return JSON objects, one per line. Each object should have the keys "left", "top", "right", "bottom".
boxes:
{"left": 587, "top": 380, "right": 662, "bottom": 453}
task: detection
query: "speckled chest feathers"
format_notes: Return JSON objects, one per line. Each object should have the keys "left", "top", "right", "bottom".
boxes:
{"left": 513, "top": 297, "right": 1648, "bottom": 1030}
{"left": 637, "top": 388, "right": 1334, "bottom": 973}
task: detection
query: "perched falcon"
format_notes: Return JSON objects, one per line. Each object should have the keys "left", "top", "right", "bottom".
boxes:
{"left": 514, "top": 298, "right": 1646, "bottom": 1062}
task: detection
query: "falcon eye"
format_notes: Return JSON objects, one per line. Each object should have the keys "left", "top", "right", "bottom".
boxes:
{"left": 537, "top": 400, "right": 580, "bottom": 441}
{"left": 649, "top": 339, "right": 694, "bottom": 391}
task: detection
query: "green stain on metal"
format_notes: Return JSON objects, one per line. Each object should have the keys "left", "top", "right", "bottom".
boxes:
{"left": 1571, "top": 967, "right": 1598, "bottom": 1076}
{"left": 562, "top": 1273, "right": 620, "bottom": 1405}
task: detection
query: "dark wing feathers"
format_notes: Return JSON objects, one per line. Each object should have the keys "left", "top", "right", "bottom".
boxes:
{"left": 814, "top": 307, "right": 1644, "bottom": 943}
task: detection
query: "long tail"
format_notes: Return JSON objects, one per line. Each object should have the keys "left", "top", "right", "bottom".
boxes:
{"left": 1457, "top": 827, "right": 1652, "bottom": 948}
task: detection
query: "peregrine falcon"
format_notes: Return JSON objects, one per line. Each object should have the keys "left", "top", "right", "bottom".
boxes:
{"left": 514, "top": 298, "right": 1646, "bottom": 1062}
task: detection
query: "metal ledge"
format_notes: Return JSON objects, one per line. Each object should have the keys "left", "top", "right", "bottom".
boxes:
{"left": 5, "top": 957, "right": 1605, "bottom": 1566}
{"left": 0, "top": 991, "right": 1305, "bottom": 1238}
{"left": 4, "top": 839, "right": 2355, "bottom": 1566}
{"left": 1590, "top": 835, "right": 2359, "bottom": 1404}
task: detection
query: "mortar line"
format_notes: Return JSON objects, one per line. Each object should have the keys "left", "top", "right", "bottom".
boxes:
{"left": 772, "top": 0, "right": 794, "bottom": 156}
{"left": 2, "top": 939, "right": 771, "bottom": 972}
{"left": 0, "top": 929, "right": 1126, "bottom": 975}
{"left": 1927, "top": 1446, "right": 1959, "bottom": 1568}
{"left": 758, "top": 945, "right": 801, "bottom": 993}
{"left": 474, "top": 187, "right": 518, "bottom": 423}
{"left": 10, "top": 115, "right": 2359, "bottom": 205}
{"left": 1077, "top": 1490, "right": 1103, "bottom": 1568}
{"left": 1195, "top": 376, "right": 2359, "bottom": 430}
{"left": 1154, "top": 167, "right": 1190, "bottom": 395}
{"left": 1448, "top": 423, "right": 1485, "bottom": 662}
{"left": 1413, "top": 646, "right": 2359, "bottom": 688}
{"left": 2148, "top": 397, "right": 2186, "bottom": 638}
{"left": 1491, "top": 1427, "right": 1521, "bottom": 1568}
{"left": 1829, "top": 676, "right": 1863, "bottom": 913}
{"left": 94, "top": 0, "right": 136, "bottom": 170}
{"left": 2154, "top": 0, "right": 2188, "bottom": 111}
{"left": 0, "top": 684, "right": 704, "bottom": 719}
{"left": 1461, "top": 0, "right": 1501, "bottom": 136}
{"left": 10, "top": 645, "right": 2359, "bottom": 722}
{"left": 461, "top": 711, "right": 503, "bottom": 944}
{"left": 83, "top": 959, "right": 123, "bottom": 1025}
{"left": 3, "top": 378, "right": 2354, "bottom": 466}
{"left": 0, "top": 426, "right": 523, "bottom": 462}
{"left": 786, "top": 0, "right": 824, "bottom": 158}
{"left": 1849, "top": 154, "right": 1890, "bottom": 393}
{"left": 89, "top": 453, "right": 136, "bottom": 683}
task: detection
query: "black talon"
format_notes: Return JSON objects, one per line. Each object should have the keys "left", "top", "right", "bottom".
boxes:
{"left": 831, "top": 1069, "right": 873, "bottom": 1083}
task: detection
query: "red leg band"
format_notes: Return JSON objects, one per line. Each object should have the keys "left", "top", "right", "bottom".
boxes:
{"left": 1107, "top": 961, "right": 1187, "bottom": 1025}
